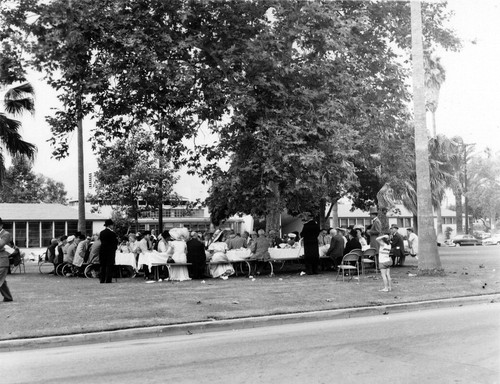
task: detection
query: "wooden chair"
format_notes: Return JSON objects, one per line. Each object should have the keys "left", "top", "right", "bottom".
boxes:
{"left": 336, "top": 252, "right": 361, "bottom": 282}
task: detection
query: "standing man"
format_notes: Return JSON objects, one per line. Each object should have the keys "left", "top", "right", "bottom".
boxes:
{"left": 99, "top": 219, "right": 118, "bottom": 284}
{"left": 300, "top": 212, "right": 321, "bottom": 275}
{"left": 366, "top": 206, "right": 382, "bottom": 252}
{"left": 390, "top": 224, "right": 405, "bottom": 266}
{"left": 186, "top": 231, "right": 207, "bottom": 279}
{"left": 0, "top": 218, "right": 14, "bottom": 302}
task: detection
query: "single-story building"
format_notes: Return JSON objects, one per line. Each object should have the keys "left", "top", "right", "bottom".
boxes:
{"left": 0, "top": 203, "right": 106, "bottom": 248}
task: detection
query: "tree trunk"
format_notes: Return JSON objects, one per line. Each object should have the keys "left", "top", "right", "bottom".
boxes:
{"left": 436, "top": 204, "right": 443, "bottom": 242}
{"left": 76, "top": 97, "right": 86, "bottom": 234}
{"left": 379, "top": 208, "right": 389, "bottom": 233}
{"left": 411, "top": 1, "right": 442, "bottom": 273}
{"left": 331, "top": 201, "right": 339, "bottom": 229}
{"left": 454, "top": 190, "right": 463, "bottom": 234}
{"left": 265, "top": 181, "right": 281, "bottom": 234}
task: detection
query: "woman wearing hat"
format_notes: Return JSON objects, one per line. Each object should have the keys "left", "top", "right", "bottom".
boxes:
{"left": 165, "top": 228, "right": 191, "bottom": 281}
{"left": 207, "top": 231, "right": 234, "bottom": 279}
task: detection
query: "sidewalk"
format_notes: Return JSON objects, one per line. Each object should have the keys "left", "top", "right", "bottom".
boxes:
{"left": 1, "top": 250, "right": 499, "bottom": 349}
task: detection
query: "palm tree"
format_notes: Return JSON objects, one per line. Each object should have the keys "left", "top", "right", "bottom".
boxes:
{"left": 410, "top": 1, "right": 440, "bottom": 272}
{"left": 425, "top": 53, "right": 446, "bottom": 137}
{"left": 425, "top": 53, "right": 446, "bottom": 240}
{"left": 0, "top": 81, "right": 36, "bottom": 182}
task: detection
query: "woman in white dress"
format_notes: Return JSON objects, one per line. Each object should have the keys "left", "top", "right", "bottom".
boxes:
{"left": 207, "top": 231, "right": 234, "bottom": 279}
{"left": 157, "top": 231, "right": 170, "bottom": 253}
{"left": 166, "top": 228, "right": 191, "bottom": 281}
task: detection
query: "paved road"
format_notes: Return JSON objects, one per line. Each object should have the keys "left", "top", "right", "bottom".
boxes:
{"left": 2, "top": 303, "right": 499, "bottom": 384}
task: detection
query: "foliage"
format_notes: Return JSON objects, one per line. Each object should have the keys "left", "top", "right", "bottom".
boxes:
{"left": 466, "top": 151, "right": 500, "bottom": 227}
{"left": 2, "top": 1, "right": 461, "bottom": 224}
{"left": 0, "top": 20, "right": 36, "bottom": 181}
{"left": 90, "top": 129, "right": 178, "bottom": 223}
{"left": 0, "top": 155, "right": 67, "bottom": 203}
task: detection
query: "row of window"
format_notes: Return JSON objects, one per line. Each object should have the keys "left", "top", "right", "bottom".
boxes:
{"left": 2, "top": 221, "right": 93, "bottom": 248}
{"left": 334, "top": 216, "right": 455, "bottom": 230}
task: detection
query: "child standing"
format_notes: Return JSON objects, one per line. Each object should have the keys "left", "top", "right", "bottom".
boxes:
{"left": 376, "top": 235, "right": 392, "bottom": 292}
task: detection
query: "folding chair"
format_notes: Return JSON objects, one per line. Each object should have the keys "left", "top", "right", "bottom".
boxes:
{"left": 362, "top": 248, "right": 378, "bottom": 274}
{"left": 336, "top": 252, "right": 361, "bottom": 282}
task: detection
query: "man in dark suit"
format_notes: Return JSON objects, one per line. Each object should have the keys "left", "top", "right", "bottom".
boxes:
{"left": 186, "top": 232, "right": 207, "bottom": 279}
{"left": 300, "top": 212, "right": 321, "bottom": 275}
{"left": 0, "top": 218, "right": 14, "bottom": 302}
{"left": 390, "top": 224, "right": 406, "bottom": 266}
{"left": 99, "top": 219, "right": 118, "bottom": 283}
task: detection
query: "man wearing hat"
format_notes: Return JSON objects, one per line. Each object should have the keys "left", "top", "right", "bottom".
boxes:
{"left": 186, "top": 231, "right": 206, "bottom": 279}
{"left": 389, "top": 224, "right": 405, "bottom": 266}
{"left": 0, "top": 218, "right": 14, "bottom": 302}
{"left": 366, "top": 206, "right": 382, "bottom": 252}
{"left": 300, "top": 212, "right": 321, "bottom": 275}
{"left": 99, "top": 219, "right": 118, "bottom": 283}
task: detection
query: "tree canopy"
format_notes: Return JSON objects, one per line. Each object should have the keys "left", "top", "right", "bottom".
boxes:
{"left": 0, "top": 155, "right": 67, "bottom": 203}
{"left": 2, "top": 0, "right": 461, "bottom": 225}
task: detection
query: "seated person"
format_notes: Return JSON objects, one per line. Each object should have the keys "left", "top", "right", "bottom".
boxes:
{"left": 118, "top": 236, "right": 130, "bottom": 253}
{"left": 226, "top": 232, "right": 246, "bottom": 250}
{"left": 250, "top": 229, "right": 271, "bottom": 275}
{"left": 207, "top": 231, "right": 235, "bottom": 280}
{"left": 344, "top": 230, "right": 362, "bottom": 255}
{"left": 285, "top": 233, "right": 300, "bottom": 249}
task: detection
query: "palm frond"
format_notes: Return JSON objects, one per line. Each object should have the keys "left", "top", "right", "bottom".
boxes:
{"left": 0, "top": 113, "right": 37, "bottom": 159}
{"left": 3, "top": 83, "right": 35, "bottom": 116}
{"left": 4, "top": 97, "right": 35, "bottom": 115}
{"left": 4, "top": 83, "right": 35, "bottom": 98}
{"left": 0, "top": 151, "right": 5, "bottom": 186}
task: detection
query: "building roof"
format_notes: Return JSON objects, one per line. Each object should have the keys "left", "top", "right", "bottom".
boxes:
{"left": 0, "top": 203, "right": 106, "bottom": 221}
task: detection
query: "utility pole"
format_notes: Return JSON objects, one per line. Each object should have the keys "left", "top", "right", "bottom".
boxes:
{"left": 410, "top": 1, "right": 441, "bottom": 273}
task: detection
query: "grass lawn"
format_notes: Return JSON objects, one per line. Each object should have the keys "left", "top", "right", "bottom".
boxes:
{"left": 1, "top": 252, "right": 499, "bottom": 340}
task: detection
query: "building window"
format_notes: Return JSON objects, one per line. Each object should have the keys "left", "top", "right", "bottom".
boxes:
{"left": 85, "top": 221, "right": 93, "bottom": 236}
{"left": 405, "top": 218, "right": 412, "bottom": 227}
{"left": 67, "top": 221, "right": 78, "bottom": 235}
{"left": 41, "top": 221, "right": 53, "bottom": 247}
{"left": 174, "top": 210, "right": 185, "bottom": 218}
{"left": 28, "top": 222, "right": 40, "bottom": 248}
{"left": 15, "top": 221, "right": 27, "bottom": 247}
{"left": 54, "top": 221, "right": 66, "bottom": 237}
{"left": 340, "top": 218, "right": 348, "bottom": 227}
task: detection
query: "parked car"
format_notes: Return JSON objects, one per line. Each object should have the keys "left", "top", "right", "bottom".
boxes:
{"left": 452, "top": 235, "right": 482, "bottom": 246}
{"left": 482, "top": 235, "right": 500, "bottom": 246}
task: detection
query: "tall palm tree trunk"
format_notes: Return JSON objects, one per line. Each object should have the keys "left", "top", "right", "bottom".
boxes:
{"left": 411, "top": 1, "right": 441, "bottom": 272}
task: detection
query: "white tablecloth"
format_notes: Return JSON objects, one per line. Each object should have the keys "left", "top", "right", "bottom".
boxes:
{"left": 115, "top": 252, "right": 138, "bottom": 270}
{"left": 137, "top": 252, "right": 169, "bottom": 270}
{"left": 269, "top": 248, "right": 302, "bottom": 260}
{"left": 227, "top": 249, "right": 252, "bottom": 261}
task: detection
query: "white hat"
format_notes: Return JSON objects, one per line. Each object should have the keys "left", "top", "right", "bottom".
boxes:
{"left": 288, "top": 233, "right": 296, "bottom": 238}
{"left": 67, "top": 235, "right": 75, "bottom": 242}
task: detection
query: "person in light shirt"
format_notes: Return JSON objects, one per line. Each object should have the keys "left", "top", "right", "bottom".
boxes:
{"left": 406, "top": 228, "right": 419, "bottom": 260}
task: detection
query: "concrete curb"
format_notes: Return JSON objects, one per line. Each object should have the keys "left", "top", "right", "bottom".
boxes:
{"left": 2, "top": 293, "right": 499, "bottom": 351}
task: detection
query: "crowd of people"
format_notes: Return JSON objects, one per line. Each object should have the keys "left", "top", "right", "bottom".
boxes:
{"left": 38, "top": 211, "right": 418, "bottom": 289}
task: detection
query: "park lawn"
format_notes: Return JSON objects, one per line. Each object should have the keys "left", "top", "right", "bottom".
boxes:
{"left": 1, "top": 254, "right": 499, "bottom": 340}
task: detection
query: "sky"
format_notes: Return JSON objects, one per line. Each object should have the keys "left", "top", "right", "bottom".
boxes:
{"left": 12, "top": 0, "right": 500, "bottom": 201}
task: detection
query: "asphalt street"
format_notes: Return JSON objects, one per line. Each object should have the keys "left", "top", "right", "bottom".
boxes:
{"left": 2, "top": 302, "right": 499, "bottom": 384}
